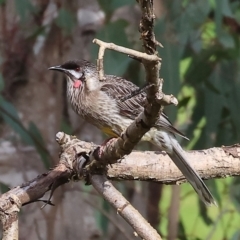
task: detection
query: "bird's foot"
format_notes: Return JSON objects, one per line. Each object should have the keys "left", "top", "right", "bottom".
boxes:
{"left": 98, "top": 137, "right": 116, "bottom": 158}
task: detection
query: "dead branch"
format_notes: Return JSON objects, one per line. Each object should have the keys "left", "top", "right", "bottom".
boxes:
{"left": 0, "top": 132, "right": 239, "bottom": 239}
{"left": 89, "top": 3, "right": 166, "bottom": 237}
{"left": 91, "top": 175, "right": 161, "bottom": 240}
{"left": 59, "top": 134, "right": 240, "bottom": 183}
{"left": 88, "top": 0, "right": 170, "bottom": 173}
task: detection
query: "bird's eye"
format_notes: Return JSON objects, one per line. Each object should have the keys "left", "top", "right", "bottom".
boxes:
{"left": 75, "top": 67, "right": 80, "bottom": 72}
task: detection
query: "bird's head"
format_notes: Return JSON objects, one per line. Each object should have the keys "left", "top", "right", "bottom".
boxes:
{"left": 49, "top": 59, "right": 99, "bottom": 90}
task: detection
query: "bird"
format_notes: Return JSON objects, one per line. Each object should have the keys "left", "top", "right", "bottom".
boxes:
{"left": 49, "top": 59, "right": 216, "bottom": 206}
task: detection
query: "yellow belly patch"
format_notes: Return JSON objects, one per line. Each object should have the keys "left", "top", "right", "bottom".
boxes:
{"left": 100, "top": 127, "right": 119, "bottom": 137}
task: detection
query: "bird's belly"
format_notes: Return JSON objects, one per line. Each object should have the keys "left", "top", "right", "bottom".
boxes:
{"left": 99, "top": 126, "right": 119, "bottom": 137}
{"left": 98, "top": 115, "right": 133, "bottom": 137}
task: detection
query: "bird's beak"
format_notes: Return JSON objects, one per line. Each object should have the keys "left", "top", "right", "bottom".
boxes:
{"left": 48, "top": 66, "right": 65, "bottom": 72}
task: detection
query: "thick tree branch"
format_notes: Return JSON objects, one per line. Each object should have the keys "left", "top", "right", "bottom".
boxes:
{"left": 107, "top": 145, "right": 240, "bottom": 183}
{"left": 1, "top": 135, "right": 239, "bottom": 205}
{"left": 1, "top": 196, "right": 19, "bottom": 240}
{"left": 58, "top": 134, "right": 239, "bottom": 183}
{"left": 0, "top": 133, "right": 239, "bottom": 239}
{"left": 1, "top": 135, "right": 238, "bottom": 209}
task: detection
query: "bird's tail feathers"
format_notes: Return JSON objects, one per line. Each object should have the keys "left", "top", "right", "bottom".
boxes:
{"left": 169, "top": 139, "right": 216, "bottom": 206}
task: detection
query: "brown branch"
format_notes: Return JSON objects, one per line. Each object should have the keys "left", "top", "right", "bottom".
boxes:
{"left": 1, "top": 134, "right": 238, "bottom": 211}
{"left": 1, "top": 195, "right": 19, "bottom": 240}
{"left": 0, "top": 162, "right": 72, "bottom": 239}
{"left": 59, "top": 132, "right": 162, "bottom": 240}
{"left": 58, "top": 133, "right": 240, "bottom": 183}
{"left": 89, "top": 1, "right": 173, "bottom": 172}
{"left": 93, "top": 39, "right": 161, "bottom": 61}
{"left": 86, "top": 200, "right": 134, "bottom": 240}
{"left": 0, "top": 133, "right": 239, "bottom": 239}
{"left": 138, "top": 0, "right": 158, "bottom": 55}
{"left": 106, "top": 145, "right": 240, "bottom": 183}
{"left": 91, "top": 174, "right": 162, "bottom": 240}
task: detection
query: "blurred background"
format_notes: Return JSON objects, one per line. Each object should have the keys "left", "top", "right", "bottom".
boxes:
{"left": 0, "top": 0, "right": 240, "bottom": 239}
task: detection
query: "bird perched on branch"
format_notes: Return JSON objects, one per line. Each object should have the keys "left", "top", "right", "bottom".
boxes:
{"left": 49, "top": 59, "right": 216, "bottom": 206}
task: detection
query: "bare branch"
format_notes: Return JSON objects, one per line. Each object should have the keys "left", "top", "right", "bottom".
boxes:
{"left": 89, "top": 0, "right": 172, "bottom": 172}
{"left": 0, "top": 133, "right": 239, "bottom": 239}
{"left": 86, "top": 200, "right": 134, "bottom": 240}
{"left": 0, "top": 163, "right": 71, "bottom": 232}
{"left": 0, "top": 134, "right": 238, "bottom": 209}
{"left": 58, "top": 133, "right": 240, "bottom": 183}
{"left": 138, "top": 0, "right": 159, "bottom": 55}
{"left": 91, "top": 174, "right": 162, "bottom": 240}
{"left": 1, "top": 195, "right": 20, "bottom": 240}
{"left": 92, "top": 39, "right": 161, "bottom": 62}
{"left": 107, "top": 145, "right": 240, "bottom": 183}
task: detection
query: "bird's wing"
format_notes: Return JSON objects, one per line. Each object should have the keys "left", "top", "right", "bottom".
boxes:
{"left": 101, "top": 76, "right": 143, "bottom": 119}
{"left": 100, "top": 75, "right": 188, "bottom": 139}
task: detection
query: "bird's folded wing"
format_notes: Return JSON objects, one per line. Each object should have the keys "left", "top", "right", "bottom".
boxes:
{"left": 100, "top": 75, "right": 187, "bottom": 139}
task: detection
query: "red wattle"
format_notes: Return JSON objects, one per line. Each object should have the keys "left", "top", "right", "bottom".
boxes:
{"left": 74, "top": 80, "right": 82, "bottom": 88}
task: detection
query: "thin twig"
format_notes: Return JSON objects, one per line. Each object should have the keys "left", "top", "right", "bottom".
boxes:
{"left": 92, "top": 39, "right": 161, "bottom": 62}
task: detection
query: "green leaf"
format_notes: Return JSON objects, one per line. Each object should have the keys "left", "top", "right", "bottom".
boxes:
{"left": 178, "top": 96, "right": 191, "bottom": 109}
{"left": 91, "top": 20, "right": 131, "bottom": 77}
{"left": 0, "top": 182, "right": 9, "bottom": 194}
{"left": 203, "top": 72, "right": 223, "bottom": 146}
{"left": 229, "top": 178, "right": 240, "bottom": 212}
{"left": 218, "top": 32, "right": 235, "bottom": 48}
{"left": 184, "top": 48, "right": 216, "bottom": 86}
{"left": 28, "top": 122, "right": 50, "bottom": 169}
{"left": 219, "top": 0, "right": 233, "bottom": 17}
{"left": 178, "top": 218, "right": 188, "bottom": 240}
{"left": 158, "top": 41, "right": 181, "bottom": 120}
{"left": 185, "top": 93, "right": 206, "bottom": 147}
{"left": 207, "top": 179, "right": 221, "bottom": 206}
{"left": 0, "top": 97, "right": 51, "bottom": 169}
{"left": 0, "top": 0, "right": 6, "bottom": 5}
{"left": 98, "top": 0, "right": 135, "bottom": 16}
{"left": 55, "top": 8, "right": 76, "bottom": 34}
{"left": 231, "top": 230, "right": 240, "bottom": 240}
{"left": 204, "top": 80, "right": 220, "bottom": 94}
{"left": 95, "top": 199, "right": 110, "bottom": 235}
{"left": 0, "top": 73, "right": 5, "bottom": 92}
{"left": 100, "top": 200, "right": 109, "bottom": 235}
{"left": 201, "top": 21, "right": 216, "bottom": 48}
{"left": 198, "top": 201, "right": 213, "bottom": 225}
{"left": 228, "top": 98, "right": 240, "bottom": 139}
{"left": 14, "top": 0, "right": 34, "bottom": 22}
{"left": 0, "top": 97, "right": 33, "bottom": 144}
{"left": 60, "top": 119, "right": 73, "bottom": 135}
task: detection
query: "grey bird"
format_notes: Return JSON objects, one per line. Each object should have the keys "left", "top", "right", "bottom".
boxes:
{"left": 49, "top": 59, "right": 216, "bottom": 206}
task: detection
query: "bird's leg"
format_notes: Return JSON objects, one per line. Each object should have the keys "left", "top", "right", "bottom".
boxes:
{"left": 82, "top": 137, "right": 118, "bottom": 181}
{"left": 120, "top": 83, "right": 155, "bottom": 102}
{"left": 95, "top": 137, "right": 116, "bottom": 160}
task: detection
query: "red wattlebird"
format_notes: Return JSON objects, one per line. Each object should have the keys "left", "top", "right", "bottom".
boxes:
{"left": 49, "top": 59, "right": 216, "bottom": 206}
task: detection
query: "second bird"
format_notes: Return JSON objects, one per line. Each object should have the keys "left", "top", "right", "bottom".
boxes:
{"left": 49, "top": 59, "right": 216, "bottom": 206}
